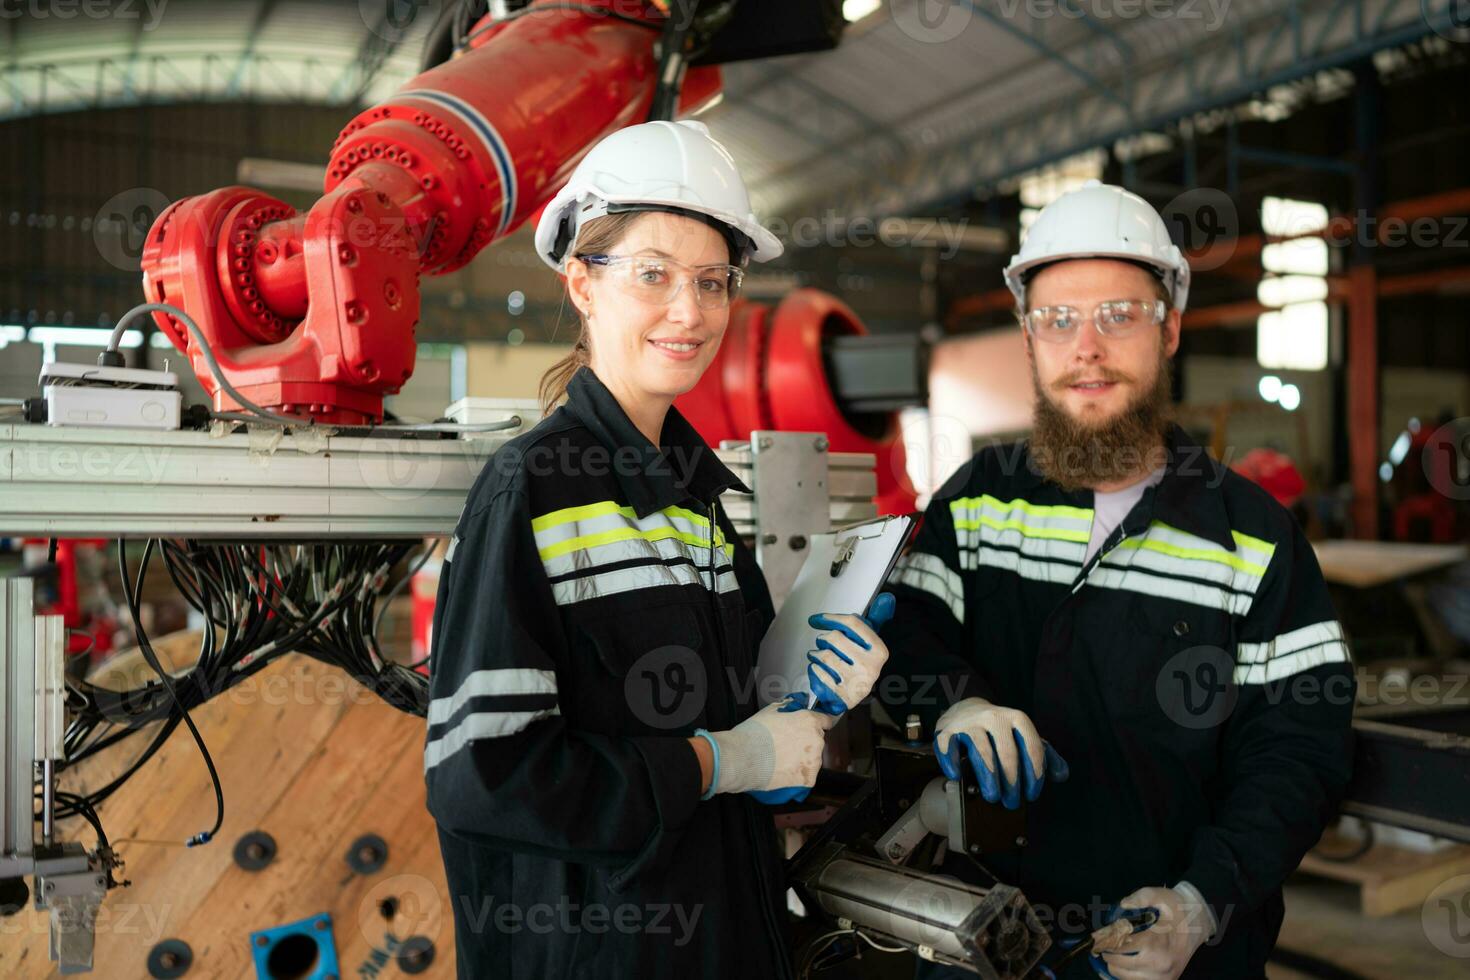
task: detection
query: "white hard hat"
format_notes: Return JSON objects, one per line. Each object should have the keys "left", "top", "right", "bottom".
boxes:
{"left": 1003, "top": 180, "right": 1190, "bottom": 312}
{"left": 534, "top": 119, "right": 783, "bottom": 271}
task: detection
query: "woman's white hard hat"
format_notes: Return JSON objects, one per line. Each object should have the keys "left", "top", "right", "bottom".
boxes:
{"left": 534, "top": 119, "right": 784, "bottom": 271}
{"left": 1003, "top": 180, "right": 1190, "bottom": 312}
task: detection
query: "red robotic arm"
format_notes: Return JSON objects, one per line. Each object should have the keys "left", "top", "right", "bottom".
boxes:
{"left": 141, "top": 1, "right": 719, "bottom": 424}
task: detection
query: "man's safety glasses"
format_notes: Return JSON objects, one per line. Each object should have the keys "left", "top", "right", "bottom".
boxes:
{"left": 575, "top": 253, "right": 744, "bottom": 310}
{"left": 1021, "top": 298, "right": 1167, "bottom": 343}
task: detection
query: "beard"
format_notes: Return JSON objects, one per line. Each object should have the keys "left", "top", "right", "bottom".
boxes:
{"left": 1027, "top": 339, "right": 1175, "bottom": 492}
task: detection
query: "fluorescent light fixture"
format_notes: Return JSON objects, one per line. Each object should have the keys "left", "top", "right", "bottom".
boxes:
{"left": 843, "top": 0, "right": 882, "bottom": 22}
{"left": 28, "top": 326, "right": 144, "bottom": 348}
{"left": 1278, "top": 383, "right": 1301, "bottom": 411}
{"left": 1262, "top": 238, "right": 1328, "bottom": 276}
{"left": 1389, "top": 431, "right": 1412, "bottom": 466}
{"left": 1257, "top": 302, "right": 1328, "bottom": 371}
{"left": 1262, "top": 196, "right": 1329, "bottom": 237}
{"left": 1258, "top": 375, "right": 1283, "bottom": 402}
{"left": 1258, "top": 275, "right": 1329, "bottom": 307}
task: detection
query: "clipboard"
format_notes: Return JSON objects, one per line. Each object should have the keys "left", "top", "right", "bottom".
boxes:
{"left": 755, "top": 514, "right": 914, "bottom": 706}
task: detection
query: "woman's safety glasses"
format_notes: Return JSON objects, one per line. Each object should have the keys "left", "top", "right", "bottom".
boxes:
{"left": 1021, "top": 298, "right": 1166, "bottom": 343}
{"left": 576, "top": 253, "right": 744, "bottom": 310}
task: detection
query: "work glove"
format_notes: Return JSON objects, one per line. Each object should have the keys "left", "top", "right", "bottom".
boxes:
{"left": 932, "top": 697, "right": 1070, "bottom": 809}
{"left": 696, "top": 694, "right": 835, "bottom": 805}
{"left": 805, "top": 592, "right": 896, "bottom": 716}
{"left": 1092, "top": 884, "right": 1215, "bottom": 980}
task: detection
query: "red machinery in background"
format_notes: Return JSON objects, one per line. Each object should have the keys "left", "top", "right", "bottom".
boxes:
{"left": 137, "top": 1, "right": 918, "bottom": 513}
{"left": 676, "top": 290, "right": 918, "bottom": 514}
{"left": 141, "top": 2, "right": 719, "bottom": 424}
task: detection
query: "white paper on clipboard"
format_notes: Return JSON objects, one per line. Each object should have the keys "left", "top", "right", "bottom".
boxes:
{"left": 754, "top": 514, "right": 914, "bottom": 706}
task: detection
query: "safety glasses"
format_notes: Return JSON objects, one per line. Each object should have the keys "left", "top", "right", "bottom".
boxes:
{"left": 1022, "top": 298, "right": 1166, "bottom": 343}
{"left": 575, "top": 253, "right": 744, "bottom": 310}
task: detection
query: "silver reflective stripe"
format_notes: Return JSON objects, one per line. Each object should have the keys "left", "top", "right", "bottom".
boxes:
{"left": 1234, "top": 642, "right": 1351, "bottom": 685}
{"left": 424, "top": 705, "right": 561, "bottom": 772}
{"left": 426, "top": 667, "right": 557, "bottom": 727}
{"left": 551, "top": 561, "right": 739, "bottom": 606}
{"left": 445, "top": 533, "right": 460, "bottom": 563}
{"left": 890, "top": 551, "right": 965, "bottom": 623}
{"left": 960, "top": 546, "right": 1079, "bottom": 585}
{"left": 1087, "top": 566, "right": 1254, "bottom": 616}
{"left": 1108, "top": 522, "right": 1274, "bottom": 595}
{"left": 1099, "top": 545, "right": 1265, "bottom": 595}
{"left": 1237, "top": 620, "right": 1347, "bottom": 665}
{"left": 968, "top": 524, "right": 1087, "bottom": 564}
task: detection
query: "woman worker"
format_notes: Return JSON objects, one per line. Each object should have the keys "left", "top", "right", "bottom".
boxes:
{"left": 424, "top": 119, "right": 892, "bottom": 979}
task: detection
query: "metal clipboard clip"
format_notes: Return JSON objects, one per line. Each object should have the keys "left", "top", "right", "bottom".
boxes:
{"left": 830, "top": 515, "right": 900, "bottom": 578}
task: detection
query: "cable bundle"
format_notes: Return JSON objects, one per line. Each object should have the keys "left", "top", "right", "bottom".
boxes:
{"left": 47, "top": 537, "right": 433, "bottom": 844}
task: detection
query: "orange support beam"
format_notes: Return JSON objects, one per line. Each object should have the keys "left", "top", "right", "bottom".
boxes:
{"left": 1347, "top": 264, "right": 1379, "bottom": 539}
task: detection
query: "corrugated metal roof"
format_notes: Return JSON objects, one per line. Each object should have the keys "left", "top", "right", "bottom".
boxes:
{"left": 1, "top": 0, "right": 1436, "bottom": 220}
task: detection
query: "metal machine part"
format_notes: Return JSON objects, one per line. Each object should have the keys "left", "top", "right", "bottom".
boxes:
{"left": 2, "top": 577, "right": 116, "bottom": 974}
{"left": 787, "top": 745, "right": 1048, "bottom": 979}
{"left": 742, "top": 431, "right": 831, "bottom": 607}
{"left": 1342, "top": 714, "right": 1470, "bottom": 842}
{"left": 676, "top": 289, "right": 923, "bottom": 514}
{"left": 795, "top": 845, "right": 1048, "bottom": 980}
{"left": 0, "top": 415, "right": 876, "bottom": 542}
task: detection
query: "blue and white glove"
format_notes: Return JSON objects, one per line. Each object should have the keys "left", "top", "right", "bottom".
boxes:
{"left": 805, "top": 592, "right": 896, "bottom": 716}
{"left": 694, "top": 694, "right": 836, "bottom": 805}
{"left": 1092, "top": 885, "right": 1214, "bottom": 980}
{"left": 933, "top": 697, "right": 1070, "bottom": 809}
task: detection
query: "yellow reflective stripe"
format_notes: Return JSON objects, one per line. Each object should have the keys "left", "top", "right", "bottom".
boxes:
{"left": 951, "top": 494, "right": 1093, "bottom": 521}
{"left": 1231, "top": 529, "right": 1277, "bottom": 558}
{"left": 1116, "top": 520, "right": 1275, "bottom": 577}
{"left": 1116, "top": 536, "right": 1267, "bottom": 577}
{"left": 952, "top": 514, "right": 1093, "bottom": 543}
{"left": 532, "top": 500, "right": 731, "bottom": 562}
{"left": 530, "top": 500, "right": 633, "bottom": 532}
{"left": 953, "top": 513, "right": 1090, "bottom": 543}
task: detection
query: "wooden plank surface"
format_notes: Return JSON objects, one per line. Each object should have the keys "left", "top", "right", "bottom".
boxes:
{"left": 1298, "top": 830, "right": 1470, "bottom": 917}
{"left": 0, "top": 653, "right": 453, "bottom": 979}
{"left": 1312, "top": 540, "right": 1467, "bottom": 589}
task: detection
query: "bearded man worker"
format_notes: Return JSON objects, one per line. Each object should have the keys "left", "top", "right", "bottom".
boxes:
{"left": 878, "top": 182, "right": 1355, "bottom": 980}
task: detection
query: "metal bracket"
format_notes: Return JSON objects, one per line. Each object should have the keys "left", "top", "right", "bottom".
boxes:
{"left": 749, "top": 431, "right": 831, "bottom": 610}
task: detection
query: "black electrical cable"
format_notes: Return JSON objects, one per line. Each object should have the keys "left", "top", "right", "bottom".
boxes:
{"left": 461, "top": 2, "right": 663, "bottom": 49}
{"left": 119, "top": 539, "right": 224, "bottom": 847}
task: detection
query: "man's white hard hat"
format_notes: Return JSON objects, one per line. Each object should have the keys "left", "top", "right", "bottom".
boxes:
{"left": 1003, "top": 180, "right": 1190, "bottom": 311}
